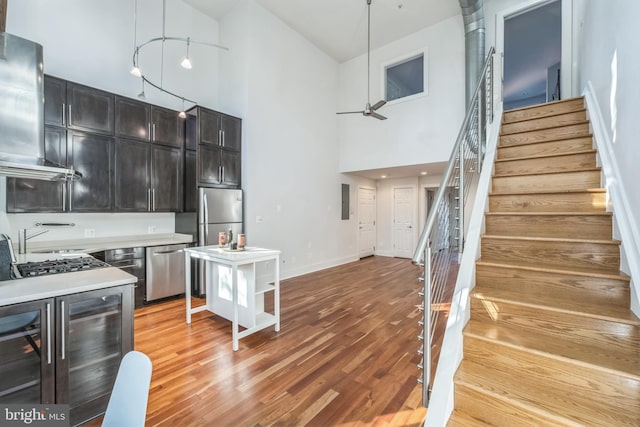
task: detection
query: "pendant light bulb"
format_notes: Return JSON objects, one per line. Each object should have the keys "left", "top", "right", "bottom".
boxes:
{"left": 130, "top": 65, "right": 142, "bottom": 77}
{"left": 178, "top": 98, "right": 187, "bottom": 119}
{"left": 180, "top": 38, "right": 192, "bottom": 69}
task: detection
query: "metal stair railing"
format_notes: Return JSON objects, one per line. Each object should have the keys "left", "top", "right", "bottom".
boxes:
{"left": 412, "top": 46, "right": 495, "bottom": 407}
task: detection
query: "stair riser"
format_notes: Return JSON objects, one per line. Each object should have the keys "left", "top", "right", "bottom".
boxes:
{"left": 502, "top": 110, "right": 587, "bottom": 135}
{"left": 484, "top": 214, "right": 612, "bottom": 240}
{"left": 489, "top": 192, "right": 606, "bottom": 212}
{"left": 475, "top": 264, "right": 629, "bottom": 308}
{"left": 460, "top": 336, "right": 640, "bottom": 424}
{"left": 492, "top": 170, "right": 601, "bottom": 194}
{"left": 481, "top": 237, "right": 620, "bottom": 272}
{"left": 497, "top": 137, "right": 593, "bottom": 160}
{"left": 500, "top": 123, "right": 590, "bottom": 147}
{"left": 494, "top": 152, "right": 597, "bottom": 176}
{"left": 469, "top": 297, "right": 640, "bottom": 348}
{"left": 453, "top": 382, "right": 570, "bottom": 426}
{"left": 504, "top": 98, "right": 585, "bottom": 124}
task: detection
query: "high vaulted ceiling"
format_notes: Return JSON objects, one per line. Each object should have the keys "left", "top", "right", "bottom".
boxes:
{"left": 182, "top": 0, "right": 461, "bottom": 63}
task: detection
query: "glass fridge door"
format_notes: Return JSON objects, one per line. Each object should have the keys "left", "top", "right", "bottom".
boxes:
{"left": 0, "top": 299, "right": 54, "bottom": 404}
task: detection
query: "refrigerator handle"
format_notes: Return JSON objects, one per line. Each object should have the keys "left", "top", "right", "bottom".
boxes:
{"left": 203, "top": 193, "right": 209, "bottom": 242}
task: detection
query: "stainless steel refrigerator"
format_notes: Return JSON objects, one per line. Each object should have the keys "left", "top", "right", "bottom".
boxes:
{"left": 176, "top": 187, "right": 243, "bottom": 295}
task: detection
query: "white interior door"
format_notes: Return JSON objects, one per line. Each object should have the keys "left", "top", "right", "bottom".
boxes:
{"left": 393, "top": 186, "right": 415, "bottom": 258}
{"left": 358, "top": 186, "right": 376, "bottom": 258}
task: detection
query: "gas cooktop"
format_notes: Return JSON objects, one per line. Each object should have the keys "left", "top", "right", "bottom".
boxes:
{"left": 16, "top": 257, "right": 110, "bottom": 278}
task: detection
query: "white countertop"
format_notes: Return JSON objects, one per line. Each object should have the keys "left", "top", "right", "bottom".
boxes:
{"left": 185, "top": 246, "right": 280, "bottom": 264}
{"left": 0, "top": 266, "right": 137, "bottom": 306}
{"left": 20, "top": 233, "right": 193, "bottom": 255}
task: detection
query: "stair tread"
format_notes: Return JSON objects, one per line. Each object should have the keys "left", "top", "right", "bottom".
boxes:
{"left": 476, "top": 259, "right": 630, "bottom": 282}
{"left": 465, "top": 320, "right": 640, "bottom": 380}
{"left": 485, "top": 211, "right": 612, "bottom": 217}
{"left": 482, "top": 234, "right": 621, "bottom": 245}
{"left": 493, "top": 167, "right": 601, "bottom": 179}
{"left": 470, "top": 286, "right": 640, "bottom": 326}
{"left": 501, "top": 109, "right": 588, "bottom": 136}
{"left": 500, "top": 120, "right": 590, "bottom": 137}
{"left": 494, "top": 149, "right": 596, "bottom": 163}
{"left": 499, "top": 133, "right": 593, "bottom": 148}
{"left": 503, "top": 97, "right": 585, "bottom": 120}
{"left": 489, "top": 188, "right": 606, "bottom": 196}
{"left": 447, "top": 410, "right": 491, "bottom": 426}
{"left": 455, "top": 341, "right": 640, "bottom": 426}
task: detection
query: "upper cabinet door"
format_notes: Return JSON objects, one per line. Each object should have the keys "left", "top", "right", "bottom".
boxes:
{"left": 198, "top": 108, "right": 221, "bottom": 146}
{"left": 68, "top": 131, "right": 114, "bottom": 212}
{"left": 151, "top": 145, "right": 182, "bottom": 212}
{"left": 116, "top": 97, "right": 150, "bottom": 141}
{"left": 67, "top": 83, "right": 115, "bottom": 135}
{"left": 220, "top": 115, "right": 241, "bottom": 151}
{"left": 114, "top": 139, "right": 150, "bottom": 212}
{"left": 44, "top": 76, "right": 67, "bottom": 127}
{"left": 151, "top": 106, "right": 182, "bottom": 148}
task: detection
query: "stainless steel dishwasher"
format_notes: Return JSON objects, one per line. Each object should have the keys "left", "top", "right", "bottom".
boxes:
{"left": 146, "top": 243, "right": 187, "bottom": 301}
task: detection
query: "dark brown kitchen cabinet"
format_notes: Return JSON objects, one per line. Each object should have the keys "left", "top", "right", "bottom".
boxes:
{"left": 114, "top": 139, "right": 182, "bottom": 212}
{"left": 151, "top": 145, "right": 182, "bottom": 211}
{"left": 93, "top": 249, "right": 146, "bottom": 308}
{"left": 0, "top": 285, "right": 134, "bottom": 426}
{"left": 44, "top": 75, "right": 67, "bottom": 127}
{"left": 184, "top": 150, "right": 197, "bottom": 212}
{"left": 6, "top": 126, "right": 68, "bottom": 212}
{"left": 151, "top": 106, "right": 183, "bottom": 148}
{"left": 68, "top": 131, "right": 114, "bottom": 212}
{"left": 185, "top": 106, "right": 241, "bottom": 189}
{"left": 115, "top": 96, "right": 150, "bottom": 141}
{"left": 114, "top": 139, "right": 150, "bottom": 212}
{"left": 66, "top": 83, "right": 115, "bottom": 135}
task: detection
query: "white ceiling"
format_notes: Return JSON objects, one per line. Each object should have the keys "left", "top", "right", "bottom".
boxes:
{"left": 183, "top": 0, "right": 461, "bottom": 63}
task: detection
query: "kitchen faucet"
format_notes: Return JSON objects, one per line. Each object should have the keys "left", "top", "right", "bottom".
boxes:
{"left": 18, "top": 222, "right": 75, "bottom": 254}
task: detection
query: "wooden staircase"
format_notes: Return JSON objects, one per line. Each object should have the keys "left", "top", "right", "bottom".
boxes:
{"left": 448, "top": 98, "right": 640, "bottom": 426}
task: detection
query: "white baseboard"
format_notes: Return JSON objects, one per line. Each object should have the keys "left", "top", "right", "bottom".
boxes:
{"left": 583, "top": 82, "right": 640, "bottom": 316}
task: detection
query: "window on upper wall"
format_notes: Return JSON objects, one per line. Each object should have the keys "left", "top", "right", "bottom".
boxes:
{"left": 383, "top": 50, "right": 427, "bottom": 103}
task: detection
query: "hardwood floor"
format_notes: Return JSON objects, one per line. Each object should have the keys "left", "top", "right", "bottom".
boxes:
{"left": 84, "top": 256, "right": 427, "bottom": 427}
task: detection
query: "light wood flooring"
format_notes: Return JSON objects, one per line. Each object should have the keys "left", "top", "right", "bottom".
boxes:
{"left": 84, "top": 256, "right": 427, "bottom": 427}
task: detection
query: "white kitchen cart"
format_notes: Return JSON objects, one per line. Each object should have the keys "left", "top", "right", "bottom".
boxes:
{"left": 184, "top": 246, "right": 280, "bottom": 351}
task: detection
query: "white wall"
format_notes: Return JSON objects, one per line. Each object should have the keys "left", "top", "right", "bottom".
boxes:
{"left": 2, "top": 0, "right": 221, "bottom": 243}
{"left": 219, "top": 1, "right": 375, "bottom": 279}
{"left": 338, "top": 15, "right": 465, "bottom": 173}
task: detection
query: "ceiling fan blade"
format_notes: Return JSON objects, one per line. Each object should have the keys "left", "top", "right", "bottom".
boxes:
{"left": 370, "top": 111, "right": 387, "bottom": 120}
{"left": 371, "top": 100, "right": 386, "bottom": 111}
{"left": 336, "top": 111, "right": 365, "bottom": 115}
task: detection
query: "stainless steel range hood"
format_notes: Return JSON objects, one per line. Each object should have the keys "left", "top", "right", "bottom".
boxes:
{"left": 0, "top": 32, "right": 81, "bottom": 181}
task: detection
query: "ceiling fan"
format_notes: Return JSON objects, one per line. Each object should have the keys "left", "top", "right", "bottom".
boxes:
{"left": 337, "top": 0, "right": 387, "bottom": 120}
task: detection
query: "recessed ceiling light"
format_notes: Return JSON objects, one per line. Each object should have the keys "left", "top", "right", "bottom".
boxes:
{"left": 381, "top": 175, "right": 387, "bottom": 179}
{"left": 420, "top": 171, "right": 427, "bottom": 175}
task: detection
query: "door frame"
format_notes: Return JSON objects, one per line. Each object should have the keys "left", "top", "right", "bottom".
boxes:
{"left": 495, "top": 0, "right": 576, "bottom": 104}
{"left": 357, "top": 185, "right": 377, "bottom": 258}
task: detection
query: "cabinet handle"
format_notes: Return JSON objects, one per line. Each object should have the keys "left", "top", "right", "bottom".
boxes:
{"left": 152, "top": 188, "right": 156, "bottom": 211}
{"left": 46, "top": 303, "right": 52, "bottom": 365}
{"left": 222, "top": 130, "right": 225, "bottom": 147}
{"left": 148, "top": 188, "right": 151, "bottom": 212}
{"left": 152, "top": 249, "right": 183, "bottom": 256}
{"left": 221, "top": 166, "right": 225, "bottom": 183}
{"left": 60, "top": 300, "right": 66, "bottom": 360}
{"left": 152, "top": 123, "right": 156, "bottom": 141}
{"left": 62, "top": 185, "right": 67, "bottom": 212}
{"left": 68, "top": 104, "right": 72, "bottom": 126}
{"left": 218, "top": 129, "right": 223, "bottom": 146}
{"left": 115, "top": 251, "right": 137, "bottom": 257}
{"left": 218, "top": 166, "right": 222, "bottom": 183}
{"left": 62, "top": 103, "right": 66, "bottom": 126}
{"left": 148, "top": 123, "right": 151, "bottom": 141}
{"left": 113, "top": 263, "right": 137, "bottom": 269}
